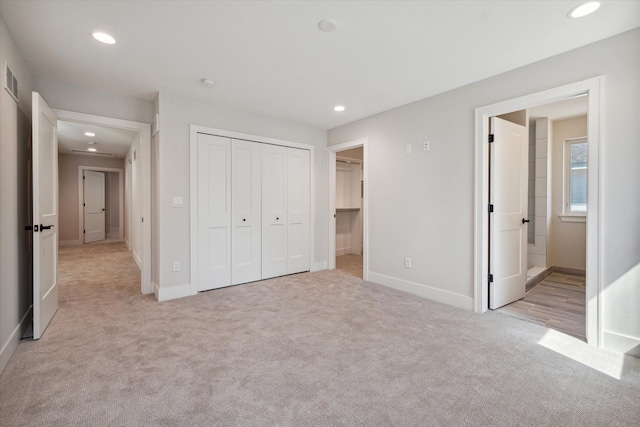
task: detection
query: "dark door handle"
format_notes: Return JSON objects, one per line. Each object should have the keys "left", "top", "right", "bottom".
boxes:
{"left": 102, "top": 208, "right": 106, "bottom": 211}
{"left": 243, "top": 218, "right": 246, "bottom": 222}
{"left": 25, "top": 225, "right": 33, "bottom": 231}
{"left": 522, "top": 218, "right": 530, "bottom": 224}
{"left": 41, "top": 224, "right": 54, "bottom": 230}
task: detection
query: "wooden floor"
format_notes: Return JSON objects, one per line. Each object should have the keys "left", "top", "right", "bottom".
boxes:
{"left": 336, "top": 254, "right": 363, "bottom": 278}
{"left": 497, "top": 272, "right": 586, "bottom": 341}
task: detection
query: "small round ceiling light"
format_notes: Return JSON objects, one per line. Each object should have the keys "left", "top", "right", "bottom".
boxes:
{"left": 567, "top": 1, "right": 600, "bottom": 18}
{"left": 92, "top": 31, "right": 116, "bottom": 45}
{"left": 88, "top": 148, "right": 97, "bottom": 152}
{"left": 334, "top": 105, "right": 345, "bottom": 112}
{"left": 84, "top": 132, "right": 95, "bottom": 137}
{"left": 202, "top": 79, "right": 216, "bottom": 88}
{"left": 318, "top": 19, "right": 338, "bottom": 33}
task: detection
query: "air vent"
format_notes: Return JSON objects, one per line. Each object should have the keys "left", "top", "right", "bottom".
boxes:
{"left": 69, "top": 149, "right": 113, "bottom": 157}
{"left": 4, "top": 61, "right": 18, "bottom": 103}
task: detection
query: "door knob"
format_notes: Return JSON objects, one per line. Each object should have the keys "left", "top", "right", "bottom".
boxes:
{"left": 522, "top": 218, "right": 530, "bottom": 224}
{"left": 243, "top": 218, "right": 246, "bottom": 222}
{"left": 41, "top": 224, "right": 54, "bottom": 230}
{"left": 276, "top": 217, "right": 280, "bottom": 221}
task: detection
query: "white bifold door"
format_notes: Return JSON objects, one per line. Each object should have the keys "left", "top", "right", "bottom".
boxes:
{"left": 196, "top": 133, "right": 310, "bottom": 292}
{"left": 262, "top": 144, "right": 310, "bottom": 279}
{"left": 83, "top": 170, "right": 106, "bottom": 243}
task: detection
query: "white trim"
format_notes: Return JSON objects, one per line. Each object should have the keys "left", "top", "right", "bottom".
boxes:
{"left": 368, "top": 272, "right": 474, "bottom": 311}
{"left": 312, "top": 261, "right": 328, "bottom": 272}
{"left": 55, "top": 109, "right": 153, "bottom": 295}
{"left": 155, "top": 283, "right": 191, "bottom": 302}
{"left": 189, "top": 124, "right": 316, "bottom": 296}
{"left": 474, "top": 77, "right": 602, "bottom": 347}
{"left": 0, "top": 306, "right": 31, "bottom": 374}
{"left": 602, "top": 331, "right": 640, "bottom": 357}
{"left": 328, "top": 138, "right": 369, "bottom": 280}
{"left": 562, "top": 136, "right": 588, "bottom": 216}
{"left": 559, "top": 214, "right": 586, "bottom": 223}
{"left": 77, "top": 166, "right": 124, "bottom": 244}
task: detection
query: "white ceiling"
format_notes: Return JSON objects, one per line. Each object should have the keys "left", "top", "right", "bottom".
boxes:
{"left": 1, "top": 1, "right": 639, "bottom": 130}
{"left": 58, "top": 121, "right": 137, "bottom": 159}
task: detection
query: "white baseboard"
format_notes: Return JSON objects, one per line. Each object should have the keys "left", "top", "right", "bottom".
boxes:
{"left": 603, "top": 330, "right": 640, "bottom": 357}
{"left": 155, "top": 283, "right": 191, "bottom": 302}
{"left": 0, "top": 306, "right": 31, "bottom": 375}
{"left": 132, "top": 251, "right": 142, "bottom": 270}
{"left": 336, "top": 248, "right": 349, "bottom": 256}
{"left": 367, "top": 272, "right": 474, "bottom": 311}
{"left": 59, "top": 239, "right": 81, "bottom": 247}
{"left": 312, "top": 261, "right": 327, "bottom": 272}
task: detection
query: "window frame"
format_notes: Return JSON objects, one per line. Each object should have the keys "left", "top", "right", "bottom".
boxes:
{"left": 561, "top": 136, "right": 588, "bottom": 221}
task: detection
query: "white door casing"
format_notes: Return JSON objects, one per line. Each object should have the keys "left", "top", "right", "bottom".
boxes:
{"left": 489, "top": 117, "right": 528, "bottom": 309}
{"left": 32, "top": 92, "right": 59, "bottom": 340}
{"left": 232, "top": 140, "right": 262, "bottom": 284}
{"left": 197, "top": 133, "right": 232, "bottom": 291}
{"left": 83, "top": 170, "right": 106, "bottom": 243}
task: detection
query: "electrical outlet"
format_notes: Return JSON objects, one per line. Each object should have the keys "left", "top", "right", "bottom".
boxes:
{"left": 423, "top": 140, "right": 430, "bottom": 151}
{"left": 173, "top": 261, "right": 180, "bottom": 272}
{"left": 405, "top": 144, "right": 412, "bottom": 154}
{"left": 404, "top": 257, "right": 412, "bottom": 268}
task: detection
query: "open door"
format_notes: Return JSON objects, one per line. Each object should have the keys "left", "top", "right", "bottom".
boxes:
{"left": 32, "top": 92, "right": 59, "bottom": 339}
{"left": 83, "top": 170, "right": 106, "bottom": 243}
{"left": 489, "top": 116, "right": 528, "bottom": 309}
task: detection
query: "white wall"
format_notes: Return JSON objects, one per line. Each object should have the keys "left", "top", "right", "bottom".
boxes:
{"left": 155, "top": 93, "right": 327, "bottom": 295}
{"left": 57, "top": 154, "right": 125, "bottom": 244}
{"left": 0, "top": 17, "right": 33, "bottom": 374}
{"left": 549, "top": 116, "right": 587, "bottom": 271}
{"left": 328, "top": 29, "right": 640, "bottom": 354}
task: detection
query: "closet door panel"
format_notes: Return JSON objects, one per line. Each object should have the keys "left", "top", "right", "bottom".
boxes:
{"left": 287, "top": 148, "right": 310, "bottom": 274}
{"left": 262, "top": 145, "right": 288, "bottom": 279}
{"left": 231, "top": 140, "right": 262, "bottom": 285}
{"left": 197, "top": 134, "right": 232, "bottom": 291}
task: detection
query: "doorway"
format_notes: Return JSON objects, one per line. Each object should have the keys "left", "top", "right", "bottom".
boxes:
{"left": 78, "top": 167, "right": 124, "bottom": 244}
{"left": 54, "top": 109, "right": 152, "bottom": 295}
{"left": 328, "top": 138, "right": 368, "bottom": 280}
{"left": 474, "top": 77, "right": 602, "bottom": 346}
{"left": 492, "top": 96, "right": 589, "bottom": 341}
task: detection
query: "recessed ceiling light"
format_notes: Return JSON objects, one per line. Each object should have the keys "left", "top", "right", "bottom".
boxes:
{"left": 318, "top": 19, "right": 338, "bottom": 33}
{"left": 92, "top": 32, "right": 116, "bottom": 45}
{"left": 88, "top": 148, "right": 97, "bottom": 152}
{"left": 334, "top": 105, "right": 345, "bottom": 112}
{"left": 85, "top": 132, "right": 95, "bottom": 137}
{"left": 567, "top": 2, "right": 601, "bottom": 18}
{"left": 202, "top": 79, "right": 216, "bottom": 88}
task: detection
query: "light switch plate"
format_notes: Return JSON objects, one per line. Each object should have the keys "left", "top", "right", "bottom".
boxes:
{"left": 172, "top": 197, "right": 184, "bottom": 207}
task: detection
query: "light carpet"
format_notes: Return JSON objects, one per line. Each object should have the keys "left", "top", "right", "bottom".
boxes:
{"left": 1, "top": 242, "right": 639, "bottom": 426}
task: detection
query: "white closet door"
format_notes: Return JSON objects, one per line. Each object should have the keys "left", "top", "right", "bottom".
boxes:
{"left": 231, "top": 139, "right": 262, "bottom": 284}
{"left": 287, "top": 148, "right": 310, "bottom": 274}
{"left": 197, "top": 134, "right": 232, "bottom": 291}
{"left": 262, "top": 144, "right": 288, "bottom": 279}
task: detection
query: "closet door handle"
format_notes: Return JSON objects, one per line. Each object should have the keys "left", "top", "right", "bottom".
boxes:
{"left": 243, "top": 218, "right": 246, "bottom": 222}
{"left": 276, "top": 217, "right": 280, "bottom": 221}
{"left": 522, "top": 218, "right": 530, "bottom": 224}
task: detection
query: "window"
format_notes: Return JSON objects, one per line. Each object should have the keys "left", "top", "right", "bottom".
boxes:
{"left": 563, "top": 137, "right": 587, "bottom": 218}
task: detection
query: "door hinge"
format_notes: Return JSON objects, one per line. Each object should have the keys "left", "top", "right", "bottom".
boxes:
{"left": 488, "top": 273, "right": 494, "bottom": 283}
{"left": 488, "top": 204, "right": 494, "bottom": 213}
{"left": 488, "top": 134, "right": 494, "bottom": 143}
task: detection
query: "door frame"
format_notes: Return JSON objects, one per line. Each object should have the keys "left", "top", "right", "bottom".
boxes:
{"left": 55, "top": 109, "right": 153, "bottom": 295}
{"left": 189, "top": 124, "right": 316, "bottom": 296}
{"left": 473, "top": 77, "right": 602, "bottom": 346}
{"left": 328, "top": 138, "right": 369, "bottom": 279}
{"left": 78, "top": 166, "right": 124, "bottom": 243}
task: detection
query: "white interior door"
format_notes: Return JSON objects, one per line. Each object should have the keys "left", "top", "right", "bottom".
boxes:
{"left": 83, "top": 170, "right": 106, "bottom": 243}
{"left": 197, "top": 134, "right": 232, "bottom": 291}
{"left": 262, "top": 144, "right": 288, "bottom": 279}
{"left": 489, "top": 116, "right": 528, "bottom": 309}
{"left": 32, "top": 92, "right": 58, "bottom": 339}
{"left": 231, "top": 139, "right": 262, "bottom": 284}
{"left": 286, "top": 148, "right": 310, "bottom": 274}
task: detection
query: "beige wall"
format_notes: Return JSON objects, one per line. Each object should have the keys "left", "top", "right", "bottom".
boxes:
{"left": 58, "top": 154, "right": 125, "bottom": 243}
{"left": 0, "top": 17, "right": 33, "bottom": 374}
{"left": 549, "top": 116, "right": 587, "bottom": 270}
{"left": 329, "top": 29, "right": 640, "bottom": 354}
